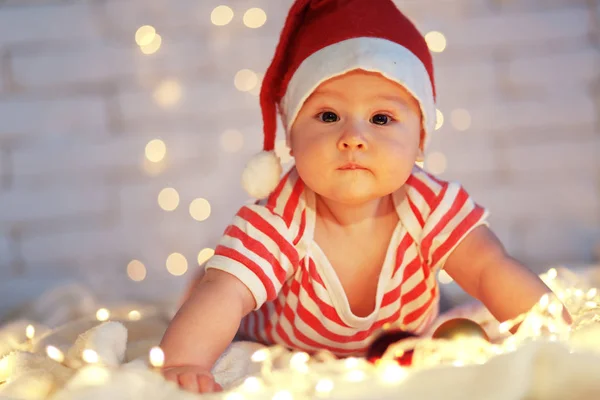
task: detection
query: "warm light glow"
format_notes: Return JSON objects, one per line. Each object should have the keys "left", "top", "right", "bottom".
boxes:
{"left": 243, "top": 376, "right": 262, "bottom": 392}
{"left": 96, "top": 308, "right": 110, "bottom": 322}
{"left": 379, "top": 360, "right": 407, "bottom": 384}
{"left": 272, "top": 390, "right": 294, "bottom": 400}
{"left": 346, "top": 369, "right": 366, "bottom": 382}
{"left": 224, "top": 393, "right": 245, "bottom": 400}
{"left": 46, "top": 346, "right": 65, "bottom": 363}
{"left": 220, "top": 129, "right": 244, "bottom": 153}
{"left": 149, "top": 346, "right": 165, "bottom": 368}
{"left": 547, "top": 268, "right": 558, "bottom": 280}
{"left": 153, "top": 79, "right": 182, "bottom": 107}
{"left": 82, "top": 349, "right": 99, "bottom": 364}
{"left": 25, "top": 325, "right": 35, "bottom": 340}
{"left": 450, "top": 108, "right": 472, "bottom": 131}
{"left": 0, "top": 356, "right": 9, "bottom": 372}
{"left": 142, "top": 158, "right": 167, "bottom": 176}
{"left": 435, "top": 109, "right": 444, "bottom": 130}
{"left": 127, "top": 259, "right": 147, "bottom": 282}
{"left": 425, "top": 151, "right": 447, "bottom": 175}
{"left": 344, "top": 357, "right": 359, "bottom": 369}
{"left": 315, "top": 378, "right": 334, "bottom": 395}
{"left": 437, "top": 269, "right": 454, "bottom": 284}
{"left": 251, "top": 349, "right": 269, "bottom": 362}
{"left": 234, "top": 69, "right": 259, "bottom": 92}
{"left": 145, "top": 139, "right": 167, "bottom": 163}
{"left": 135, "top": 25, "right": 156, "bottom": 46}
{"left": 158, "top": 187, "right": 180, "bottom": 211}
{"left": 189, "top": 198, "right": 211, "bottom": 222}
{"left": 166, "top": 253, "right": 188, "bottom": 276}
{"left": 140, "top": 33, "right": 162, "bottom": 55}
{"left": 289, "top": 352, "right": 310, "bottom": 373}
{"left": 211, "top": 5, "right": 234, "bottom": 26}
{"left": 197, "top": 248, "right": 215, "bottom": 266}
{"left": 243, "top": 8, "right": 267, "bottom": 28}
{"left": 425, "top": 31, "right": 447, "bottom": 52}
{"left": 128, "top": 310, "right": 142, "bottom": 321}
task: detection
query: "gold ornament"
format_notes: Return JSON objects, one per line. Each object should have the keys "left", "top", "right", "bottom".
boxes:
{"left": 432, "top": 318, "right": 489, "bottom": 342}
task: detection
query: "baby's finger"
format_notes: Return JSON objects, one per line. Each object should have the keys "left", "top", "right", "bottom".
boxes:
{"left": 178, "top": 372, "right": 200, "bottom": 392}
{"left": 197, "top": 374, "right": 218, "bottom": 393}
{"left": 162, "top": 370, "right": 179, "bottom": 385}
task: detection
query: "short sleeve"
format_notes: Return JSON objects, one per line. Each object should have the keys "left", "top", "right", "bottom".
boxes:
{"left": 419, "top": 182, "right": 489, "bottom": 271}
{"left": 205, "top": 204, "right": 300, "bottom": 310}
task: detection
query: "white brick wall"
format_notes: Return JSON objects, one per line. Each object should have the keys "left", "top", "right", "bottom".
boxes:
{"left": 0, "top": 0, "right": 598, "bottom": 302}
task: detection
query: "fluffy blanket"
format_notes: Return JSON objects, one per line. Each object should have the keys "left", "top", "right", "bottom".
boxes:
{"left": 2, "top": 267, "right": 600, "bottom": 400}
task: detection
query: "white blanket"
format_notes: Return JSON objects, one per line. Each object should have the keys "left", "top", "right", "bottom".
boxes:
{"left": 2, "top": 268, "right": 600, "bottom": 400}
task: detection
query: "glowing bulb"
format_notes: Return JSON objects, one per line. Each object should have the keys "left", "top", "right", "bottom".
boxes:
{"left": 211, "top": 5, "right": 234, "bottom": 26}
{"left": 234, "top": 69, "right": 258, "bottom": 92}
{"left": 96, "top": 308, "right": 110, "bottom": 321}
{"left": 272, "top": 390, "right": 293, "bottom": 400}
{"left": 344, "top": 357, "right": 359, "bottom": 369}
{"left": 46, "top": 346, "right": 65, "bottom": 363}
{"left": 149, "top": 346, "right": 165, "bottom": 368}
{"left": 243, "top": 8, "right": 267, "bottom": 28}
{"left": 197, "top": 248, "right": 215, "bottom": 266}
{"left": 128, "top": 310, "right": 142, "bottom": 321}
{"left": 547, "top": 268, "right": 558, "bottom": 280}
{"left": 538, "top": 294, "right": 550, "bottom": 309}
{"left": 140, "top": 33, "right": 162, "bottom": 55}
{"left": 82, "top": 349, "right": 99, "bottom": 364}
{"left": 158, "top": 187, "right": 180, "bottom": 211}
{"left": 425, "top": 31, "right": 447, "bottom": 52}
{"left": 127, "top": 259, "right": 147, "bottom": 282}
{"left": 135, "top": 25, "right": 156, "bottom": 46}
{"left": 289, "top": 352, "right": 310, "bottom": 373}
{"left": 435, "top": 109, "right": 444, "bottom": 130}
{"left": 189, "top": 198, "right": 211, "bottom": 222}
{"left": 379, "top": 361, "right": 407, "bottom": 384}
{"left": 498, "top": 321, "right": 512, "bottom": 334}
{"left": 346, "top": 369, "right": 365, "bottom": 382}
{"left": 251, "top": 349, "right": 269, "bottom": 362}
{"left": 243, "top": 376, "right": 262, "bottom": 392}
{"left": 25, "top": 325, "right": 35, "bottom": 340}
{"left": 315, "top": 378, "right": 334, "bottom": 395}
{"left": 587, "top": 288, "right": 598, "bottom": 299}
{"left": 166, "top": 253, "right": 188, "bottom": 276}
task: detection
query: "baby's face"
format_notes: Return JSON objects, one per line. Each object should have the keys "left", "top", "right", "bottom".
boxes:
{"left": 289, "top": 70, "right": 423, "bottom": 206}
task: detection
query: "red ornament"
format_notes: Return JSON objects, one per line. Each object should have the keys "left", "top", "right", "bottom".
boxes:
{"left": 366, "top": 329, "right": 418, "bottom": 366}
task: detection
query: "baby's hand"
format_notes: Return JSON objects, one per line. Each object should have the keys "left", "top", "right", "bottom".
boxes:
{"left": 162, "top": 365, "right": 222, "bottom": 393}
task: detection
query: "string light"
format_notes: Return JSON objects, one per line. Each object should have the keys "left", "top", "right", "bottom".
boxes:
{"left": 82, "top": 349, "right": 99, "bottom": 364}
{"left": 243, "top": 8, "right": 267, "bottom": 29}
{"left": 46, "top": 346, "right": 65, "bottom": 363}
{"left": 425, "top": 31, "right": 447, "bottom": 52}
{"left": 158, "top": 188, "right": 180, "bottom": 211}
{"left": 166, "top": 253, "right": 188, "bottom": 276}
{"left": 96, "top": 308, "right": 110, "bottom": 322}
{"left": 189, "top": 198, "right": 211, "bottom": 222}
{"left": 25, "top": 325, "right": 35, "bottom": 340}
{"left": 211, "top": 5, "right": 234, "bottom": 26}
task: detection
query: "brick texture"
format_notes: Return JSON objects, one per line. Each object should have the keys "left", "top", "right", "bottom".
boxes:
{"left": 0, "top": 0, "right": 598, "bottom": 301}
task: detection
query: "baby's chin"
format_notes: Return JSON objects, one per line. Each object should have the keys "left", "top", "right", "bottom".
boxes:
{"left": 312, "top": 180, "right": 396, "bottom": 206}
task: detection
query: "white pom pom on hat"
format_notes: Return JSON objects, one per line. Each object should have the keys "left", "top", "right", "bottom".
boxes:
{"left": 241, "top": 0, "right": 437, "bottom": 199}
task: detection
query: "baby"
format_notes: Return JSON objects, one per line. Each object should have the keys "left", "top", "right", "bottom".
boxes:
{"left": 160, "top": 0, "right": 560, "bottom": 393}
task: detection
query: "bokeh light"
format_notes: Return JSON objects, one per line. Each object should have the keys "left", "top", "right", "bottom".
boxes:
{"left": 153, "top": 79, "right": 182, "bottom": 107}
{"left": 451, "top": 108, "right": 472, "bottom": 131}
{"left": 166, "top": 253, "right": 188, "bottom": 276}
{"left": 425, "top": 31, "right": 447, "bottom": 53}
{"left": 197, "top": 248, "right": 215, "bottom": 266}
{"left": 158, "top": 188, "right": 180, "bottom": 211}
{"left": 234, "top": 69, "right": 259, "bottom": 92}
{"left": 127, "top": 259, "right": 147, "bottom": 282}
{"left": 211, "top": 5, "right": 234, "bottom": 26}
{"left": 96, "top": 308, "right": 110, "bottom": 322}
{"left": 145, "top": 139, "right": 166, "bottom": 163}
{"left": 425, "top": 151, "right": 447, "bottom": 175}
{"left": 135, "top": 25, "right": 156, "bottom": 46}
{"left": 243, "top": 8, "right": 267, "bottom": 29}
{"left": 220, "top": 129, "right": 244, "bottom": 153}
{"left": 189, "top": 198, "right": 211, "bottom": 221}
{"left": 140, "top": 33, "right": 162, "bottom": 55}
{"left": 435, "top": 109, "right": 444, "bottom": 130}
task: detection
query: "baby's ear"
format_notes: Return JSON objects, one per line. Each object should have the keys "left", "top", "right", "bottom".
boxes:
{"left": 417, "top": 127, "right": 425, "bottom": 161}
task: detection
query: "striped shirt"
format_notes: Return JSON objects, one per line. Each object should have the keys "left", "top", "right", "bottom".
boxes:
{"left": 206, "top": 166, "right": 488, "bottom": 356}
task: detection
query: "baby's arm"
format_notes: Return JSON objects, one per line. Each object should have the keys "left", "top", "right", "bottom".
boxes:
{"left": 443, "top": 225, "right": 570, "bottom": 325}
{"left": 159, "top": 269, "right": 256, "bottom": 392}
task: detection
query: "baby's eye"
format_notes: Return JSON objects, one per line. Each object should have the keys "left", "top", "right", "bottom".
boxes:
{"left": 319, "top": 111, "right": 339, "bottom": 123}
{"left": 371, "top": 114, "right": 393, "bottom": 125}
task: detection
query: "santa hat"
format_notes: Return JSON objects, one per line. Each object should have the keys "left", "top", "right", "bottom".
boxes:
{"left": 242, "top": 0, "right": 437, "bottom": 199}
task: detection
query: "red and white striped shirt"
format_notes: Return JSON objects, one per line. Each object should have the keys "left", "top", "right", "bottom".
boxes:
{"left": 206, "top": 166, "right": 488, "bottom": 356}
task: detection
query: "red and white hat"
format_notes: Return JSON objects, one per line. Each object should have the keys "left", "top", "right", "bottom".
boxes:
{"left": 242, "top": 0, "right": 437, "bottom": 199}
